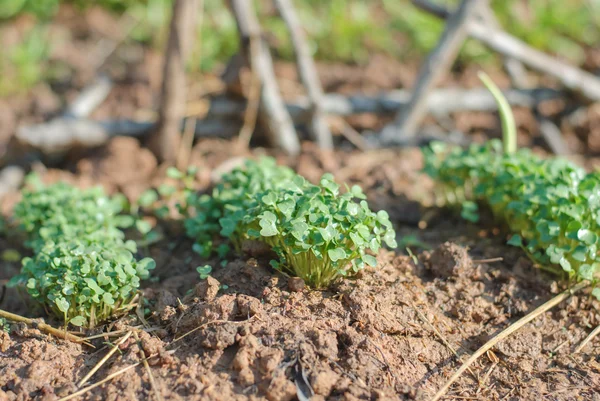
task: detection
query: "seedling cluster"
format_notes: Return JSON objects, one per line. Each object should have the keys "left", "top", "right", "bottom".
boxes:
{"left": 9, "top": 180, "right": 155, "bottom": 327}
{"left": 423, "top": 73, "right": 600, "bottom": 292}
{"left": 184, "top": 158, "right": 397, "bottom": 288}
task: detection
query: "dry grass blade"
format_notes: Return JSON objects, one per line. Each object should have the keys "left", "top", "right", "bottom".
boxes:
{"left": 79, "top": 327, "right": 143, "bottom": 341}
{"left": 574, "top": 323, "right": 600, "bottom": 353}
{"left": 171, "top": 316, "right": 256, "bottom": 345}
{"left": 133, "top": 331, "right": 163, "bottom": 401}
{"left": 0, "top": 309, "right": 90, "bottom": 345}
{"left": 430, "top": 281, "right": 589, "bottom": 401}
{"left": 77, "top": 331, "right": 133, "bottom": 388}
{"left": 57, "top": 355, "right": 155, "bottom": 401}
{"left": 410, "top": 302, "right": 478, "bottom": 382}
{"left": 471, "top": 257, "right": 503, "bottom": 264}
{"left": 171, "top": 319, "right": 230, "bottom": 344}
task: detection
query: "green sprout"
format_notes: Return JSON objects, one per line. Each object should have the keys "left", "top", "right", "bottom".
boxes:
{"left": 0, "top": 318, "right": 9, "bottom": 333}
{"left": 184, "top": 158, "right": 296, "bottom": 257}
{"left": 183, "top": 157, "right": 397, "bottom": 288}
{"left": 478, "top": 71, "right": 517, "bottom": 155}
{"left": 12, "top": 236, "right": 154, "bottom": 327}
{"left": 196, "top": 264, "right": 212, "bottom": 280}
{"left": 242, "top": 173, "right": 397, "bottom": 288}
{"left": 9, "top": 179, "right": 156, "bottom": 327}
{"left": 423, "top": 73, "right": 600, "bottom": 290}
{"left": 13, "top": 181, "right": 128, "bottom": 250}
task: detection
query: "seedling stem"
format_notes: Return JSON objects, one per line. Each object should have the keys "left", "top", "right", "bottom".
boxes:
{"left": 478, "top": 71, "right": 517, "bottom": 155}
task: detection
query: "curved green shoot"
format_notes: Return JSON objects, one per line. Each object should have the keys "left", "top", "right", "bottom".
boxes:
{"left": 478, "top": 71, "right": 517, "bottom": 155}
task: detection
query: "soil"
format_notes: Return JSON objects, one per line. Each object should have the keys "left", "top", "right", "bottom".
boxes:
{"left": 1, "top": 139, "right": 600, "bottom": 401}
{"left": 2, "top": 5, "right": 600, "bottom": 401}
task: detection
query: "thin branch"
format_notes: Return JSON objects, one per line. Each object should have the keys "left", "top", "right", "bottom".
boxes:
{"left": 177, "top": 0, "right": 205, "bottom": 169}
{"left": 57, "top": 357, "right": 156, "bottom": 401}
{"left": 414, "top": 0, "right": 600, "bottom": 102}
{"left": 77, "top": 331, "right": 133, "bottom": 387}
{"left": 476, "top": 4, "right": 569, "bottom": 155}
{"left": 229, "top": 0, "right": 300, "bottom": 155}
{"left": 475, "top": 4, "right": 529, "bottom": 90}
{"left": 65, "top": 74, "right": 113, "bottom": 119}
{"left": 148, "top": 0, "right": 199, "bottom": 163}
{"left": 12, "top": 86, "right": 562, "bottom": 156}
{"left": 274, "top": 0, "right": 333, "bottom": 150}
{"left": 535, "top": 115, "right": 570, "bottom": 155}
{"left": 382, "top": 0, "right": 487, "bottom": 144}
{"left": 236, "top": 34, "right": 262, "bottom": 148}
{"left": 574, "top": 323, "right": 600, "bottom": 353}
{"left": 430, "top": 281, "right": 589, "bottom": 401}
{"left": 0, "top": 309, "right": 88, "bottom": 345}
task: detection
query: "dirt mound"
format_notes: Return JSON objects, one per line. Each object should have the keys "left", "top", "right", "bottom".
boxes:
{"left": 2, "top": 239, "right": 600, "bottom": 400}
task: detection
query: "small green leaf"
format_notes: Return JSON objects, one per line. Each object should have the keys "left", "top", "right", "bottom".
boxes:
{"left": 55, "top": 297, "right": 69, "bottom": 313}
{"left": 362, "top": 254, "right": 377, "bottom": 267}
{"left": 166, "top": 167, "right": 184, "bottom": 179}
{"left": 1, "top": 249, "right": 21, "bottom": 262}
{"left": 138, "top": 190, "right": 158, "bottom": 207}
{"left": 291, "top": 221, "right": 309, "bottom": 240}
{"left": 114, "top": 215, "right": 135, "bottom": 228}
{"left": 507, "top": 234, "right": 523, "bottom": 247}
{"left": 318, "top": 224, "right": 336, "bottom": 242}
{"left": 559, "top": 258, "right": 572, "bottom": 272}
{"left": 196, "top": 265, "right": 212, "bottom": 279}
{"left": 577, "top": 229, "right": 598, "bottom": 245}
{"left": 158, "top": 184, "right": 176, "bottom": 197}
{"left": 578, "top": 264, "right": 595, "bottom": 281}
{"left": 136, "top": 219, "right": 152, "bottom": 235}
{"left": 328, "top": 248, "right": 347, "bottom": 262}
{"left": 262, "top": 192, "right": 277, "bottom": 206}
{"left": 69, "top": 316, "right": 86, "bottom": 327}
{"left": 103, "top": 293, "right": 115, "bottom": 305}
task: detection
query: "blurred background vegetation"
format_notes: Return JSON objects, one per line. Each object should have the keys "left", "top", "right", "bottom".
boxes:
{"left": 0, "top": 0, "right": 598, "bottom": 96}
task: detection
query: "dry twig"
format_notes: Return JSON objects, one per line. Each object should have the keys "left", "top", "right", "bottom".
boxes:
{"left": 177, "top": 0, "right": 205, "bottom": 169}
{"left": 414, "top": 0, "right": 600, "bottom": 102}
{"left": 382, "top": 0, "right": 487, "bottom": 144}
{"left": 574, "top": 324, "right": 600, "bottom": 354}
{"left": 0, "top": 309, "right": 88, "bottom": 345}
{"left": 274, "top": 0, "right": 333, "bottom": 150}
{"left": 77, "top": 331, "right": 133, "bottom": 387}
{"left": 57, "top": 356, "right": 156, "bottom": 401}
{"left": 148, "top": 0, "right": 199, "bottom": 163}
{"left": 430, "top": 281, "right": 589, "bottom": 401}
{"left": 229, "top": 0, "right": 300, "bottom": 155}
{"left": 236, "top": 28, "right": 262, "bottom": 149}
{"left": 12, "top": 86, "right": 561, "bottom": 158}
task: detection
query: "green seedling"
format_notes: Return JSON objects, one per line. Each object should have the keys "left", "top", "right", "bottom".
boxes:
{"left": 242, "top": 173, "right": 397, "bottom": 288}
{"left": 183, "top": 157, "right": 397, "bottom": 288}
{"left": 478, "top": 71, "right": 516, "bottom": 155}
{"left": 423, "top": 72, "right": 600, "bottom": 289}
{"left": 14, "top": 181, "right": 128, "bottom": 251}
{"left": 184, "top": 158, "right": 296, "bottom": 257}
{"left": 10, "top": 179, "right": 156, "bottom": 327}
{"left": 196, "top": 264, "right": 212, "bottom": 280}
{"left": 0, "top": 318, "right": 9, "bottom": 333}
{"left": 9, "top": 235, "right": 154, "bottom": 328}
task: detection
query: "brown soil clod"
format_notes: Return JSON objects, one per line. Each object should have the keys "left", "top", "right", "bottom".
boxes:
{"left": 2, "top": 142, "right": 600, "bottom": 400}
